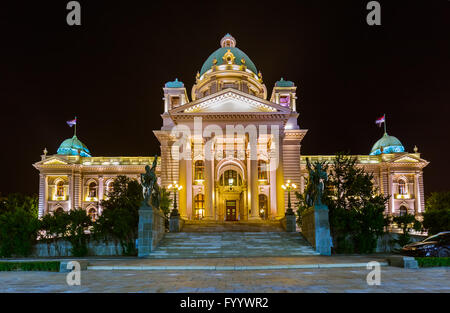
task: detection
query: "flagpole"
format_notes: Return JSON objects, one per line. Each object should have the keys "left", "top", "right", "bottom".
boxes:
{"left": 384, "top": 113, "right": 387, "bottom": 134}
{"left": 74, "top": 116, "right": 77, "bottom": 137}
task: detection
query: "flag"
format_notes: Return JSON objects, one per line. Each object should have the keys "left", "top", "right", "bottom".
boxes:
{"left": 375, "top": 115, "right": 385, "bottom": 127}
{"left": 66, "top": 118, "right": 77, "bottom": 127}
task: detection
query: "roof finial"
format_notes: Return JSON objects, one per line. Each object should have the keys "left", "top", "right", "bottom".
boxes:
{"left": 414, "top": 145, "right": 418, "bottom": 153}
{"left": 43, "top": 147, "right": 48, "bottom": 156}
{"left": 220, "top": 34, "right": 236, "bottom": 48}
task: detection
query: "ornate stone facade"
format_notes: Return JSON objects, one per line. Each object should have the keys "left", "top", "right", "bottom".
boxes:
{"left": 33, "top": 34, "right": 428, "bottom": 221}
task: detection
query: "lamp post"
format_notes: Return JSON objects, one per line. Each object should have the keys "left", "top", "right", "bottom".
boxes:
{"left": 281, "top": 180, "right": 297, "bottom": 215}
{"left": 168, "top": 182, "right": 182, "bottom": 217}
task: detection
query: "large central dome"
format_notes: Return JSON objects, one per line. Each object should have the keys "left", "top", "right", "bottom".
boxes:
{"left": 192, "top": 34, "right": 267, "bottom": 100}
{"left": 199, "top": 34, "right": 258, "bottom": 76}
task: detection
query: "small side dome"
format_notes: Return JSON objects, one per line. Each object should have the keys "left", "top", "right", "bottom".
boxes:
{"left": 57, "top": 135, "right": 91, "bottom": 157}
{"left": 275, "top": 77, "right": 295, "bottom": 87}
{"left": 165, "top": 78, "right": 184, "bottom": 88}
{"left": 370, "top": 133, "right": 405, "bottom": 155}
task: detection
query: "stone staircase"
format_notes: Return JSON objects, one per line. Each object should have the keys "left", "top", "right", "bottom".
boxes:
{"left": 148, "top": 223, "right": 319, "bottom": 258}
{"left": 181, "top": 220, "right": 285, "bottom": 232}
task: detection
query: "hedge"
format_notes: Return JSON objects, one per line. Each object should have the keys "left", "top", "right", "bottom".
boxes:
{"left": 415, "top": 257, "right": 450, "bottom": 268}
{"left": 0, "top": 261, "right": 60, "bottom": 272}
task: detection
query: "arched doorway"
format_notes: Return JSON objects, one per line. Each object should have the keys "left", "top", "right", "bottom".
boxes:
{"left": 259, "top": 194, "right": 268, "bottom": 219}
{"left": 399, "top": 205, "right": 408, "bottom": 216}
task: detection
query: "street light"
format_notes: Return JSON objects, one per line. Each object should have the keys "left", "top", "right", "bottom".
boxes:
{"left": 168, "top": 181, "right": 182, "bottom": 216}
{"left": 281, "top": 180, "right": 297, "bottom": 215}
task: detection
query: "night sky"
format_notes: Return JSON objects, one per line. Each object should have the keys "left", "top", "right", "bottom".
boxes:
{"left": 1, "top": 0, "right": 449, "bottom": 197}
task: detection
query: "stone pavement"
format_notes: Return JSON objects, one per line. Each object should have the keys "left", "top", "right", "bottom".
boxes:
{"left": 86, "top": 255, "right": 389, "bottom": 270}
{"left": 0, "top": 266, "right": 448, "bottom": 292}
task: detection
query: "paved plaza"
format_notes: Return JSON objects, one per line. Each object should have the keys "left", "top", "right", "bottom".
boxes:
{"left": 0, "top": 265, "right": 448, "bottom": 293}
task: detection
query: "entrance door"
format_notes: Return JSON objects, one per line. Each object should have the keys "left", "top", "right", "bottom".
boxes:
{"left": 225, "top": 200, "right": 237, "bottom": 221}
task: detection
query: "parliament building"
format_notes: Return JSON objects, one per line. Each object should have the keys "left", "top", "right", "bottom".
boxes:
{"left": 33, "top": 34, "right": 429, "bottom": 222}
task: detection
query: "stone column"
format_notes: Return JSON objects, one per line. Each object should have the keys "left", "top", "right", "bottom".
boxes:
{"left": 276, "top": 142, "right": 285, "bottom": 218}
{"left": 269, "top": 157, "right": 277, "bottom": 219}
{"left": 186, "top": 151, "right": 192, "bottom": 220}
{"left": 68, "top": 174, "right": 73, "bottom": 211}
{"left": 38, "top": 174, "right": 46, "bottom": 218}
{"left": 179, "top": 157, "right": 187, "bottom": 219}
{"left": 204, "top": 155, "right": 214, "bottom": 220}
{"left": 73, "top": 173, "right": 82, "bottom": 210}
{"left": 243, "top": 186, "right": 248, "bottom": 220}
{"left": 98, "top": 176, "right": 104, "bottom": 200}
{"left": 215, "top": 185, "right": 219, "bottom": 220}
{"left": 249, "top": 158, "right": 259, "bottom": 219}
{"left": 388, "top": 172, "right": 394, "bottom": 214}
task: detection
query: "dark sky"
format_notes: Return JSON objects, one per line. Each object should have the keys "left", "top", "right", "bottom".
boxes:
{"left": 1, "top": 0, "right": 449, "bottom": 197}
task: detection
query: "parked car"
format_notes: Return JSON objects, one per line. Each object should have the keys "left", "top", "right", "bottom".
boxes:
{"left": 401, "top": 231, "right": 450, "bottom": 257}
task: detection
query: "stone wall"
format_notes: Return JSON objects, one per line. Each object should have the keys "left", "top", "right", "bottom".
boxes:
{"left": 301, "top": 207, "right": 315, "bottom": 247}
{"left": 376, "top": 233, "right": 426, "bottom": 253}
{"left": 33, "top": 239, "right": 125, "bottom": 257}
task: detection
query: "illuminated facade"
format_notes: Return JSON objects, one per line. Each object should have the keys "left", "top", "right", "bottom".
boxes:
{"left": 33, "top": 34, "right": 428, "bottom": 220}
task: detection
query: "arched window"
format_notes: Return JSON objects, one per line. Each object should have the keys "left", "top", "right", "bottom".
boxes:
{"left": 258, "top": 160, "right": 268, "bottom": 181}
{"left": 56, "top": 181, "right": 65, "bottom": 197}
{"left": 88, "top": 182, "right": 97, "bottom": 198}
{"left": 194, "top": 194, "right": 205, "bottom": 220}
{"left": 194, "top": 160, "right": 205, "bottom": 181}
{"left": 88, "top": 208, "right": 97, "bottom": 221}
{"left": 399, "top": 206, "right": 408, "bottom": 216}
{"left": 259, "top": 194, "right": 268, "bottom": 219}
{"left": 398, "top": 179, "right": 407, "bottom": 195}
{"left": 222, "top": 170, "right": 241, "bottom": 186}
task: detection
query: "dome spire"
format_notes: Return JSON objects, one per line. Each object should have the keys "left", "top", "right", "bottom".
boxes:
{"left": 220, "top": 34, "right": 236, "bottom": 48}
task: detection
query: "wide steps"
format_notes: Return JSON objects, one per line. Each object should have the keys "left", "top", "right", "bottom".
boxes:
{"left": 181, "top": 221, "right": 284, "bottom": 232}
{"left": 147, "top": 232, "right": 319, "bottom": 259}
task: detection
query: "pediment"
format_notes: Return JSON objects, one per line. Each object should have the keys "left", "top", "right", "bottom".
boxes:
{"left": 36, "top": 156, "right": 69, "bottom": 166}
{"left": 170, "top": 89, "right": 291, "bottom": 115}
{"left": 392, "top": 155, "right": 420, "bottom": 163}
{"left": 388, "top": 154, "right": 428, "bottom": 165}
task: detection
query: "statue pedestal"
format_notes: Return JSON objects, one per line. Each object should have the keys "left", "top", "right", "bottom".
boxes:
{"left": 285, "top": 213, "right": 297, "bottom": 232}
{"left": 169, "top": 214, "right": 183, "bottom": 232}
{"left": 301, "top": 204, "right": 332, "bottom": 256}
{"left": 137, "top": 201, "right": 166, "bottom": 258}
{"left": 137, "top": 202, "right": 153, "bottom": 258}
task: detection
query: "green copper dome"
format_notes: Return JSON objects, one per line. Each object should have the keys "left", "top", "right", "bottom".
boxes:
{"left": 165, "top": 78, "right": 184, "bottom": 88}
{"left": 57, "top": 135, "right": 92, "bottom": 157}
{"left": 199, "top": 34, "right": 258, "bottom": 76}
{"left": 370, "top": 133, "right": 405, "bottom": 155}
{"left": 275, "top": 77, "right": 295, "bottom": 87}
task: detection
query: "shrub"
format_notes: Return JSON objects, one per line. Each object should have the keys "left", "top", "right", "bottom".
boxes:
{"left": 415, "top": 257, "right": 450, "bottom": 268}
{"left": 0, "top": 261, "right": 60, "bottom": 272}
{"left": 0, "top": 207, "right": 39, "bottom": 257}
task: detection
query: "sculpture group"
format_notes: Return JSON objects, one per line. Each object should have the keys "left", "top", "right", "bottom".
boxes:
{"left": 140, "top": 155, "right": 161, "bottom": 209}
{"left": 304, "top": 158, "right": 328, "bottom": 207}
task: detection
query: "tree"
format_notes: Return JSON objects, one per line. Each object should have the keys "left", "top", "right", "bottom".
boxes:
{"left": 0, "top": 207, "right": 39, "bottom": 257}
{"left": 0, "top": 193, "right": 38, "bottom": 218}
{"left": 94, "top": 175, "right": 143, "bottom": 256}
{"left": 422, "top": 192, "right": 450, "bottom": 235}
{"left": 160, "top": 187, "right": 171, "bottom": 230}
{"left": 391, "top": 213, "right": 422, "bottom": 248}
{"left": 325, "top": 152, "right": 390, "bottom": 253}
{"left": 295, "top": 191, "right": 309, "bottom": 227}
{"left": 0, "top": 193, "right": 40, "bottom": 257}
